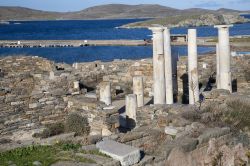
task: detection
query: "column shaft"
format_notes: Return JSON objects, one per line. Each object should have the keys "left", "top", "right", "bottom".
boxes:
{"left": 126, "top": 94, "right": 137, "bottom": 122}
{"left": 216, "top": 43, "right": 221, "bottom": 89}
{"left": 133, "top": 76, "right": 144, "bottom": 107}
{"left": 188, "top": 29, "right": 199, "bottom": 104}
{"left": 163, "top": 28, "right": 174, "bottom": 104}
{"left": 215, "top": 25, "right": 233, "bottom": 93}
{"left": 73, "top": 81, "right": 80, "bottom": 89}
{"left": 149, "top": 27, "right": 166, "bottom": 104}
{"left": 100, "top": 82, "right": 112, "bottom": 105}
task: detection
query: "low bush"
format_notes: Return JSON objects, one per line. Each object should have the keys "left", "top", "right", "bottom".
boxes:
{"left": 33, "top": 122, "right": 65, "bottom": 138}
{"left": 65, "top": 113, "right": 90, "bottom": 136}
{"left": 33, "top": 114, "right": 90, "bottom": 138}
{"left": 244, "top": 69, "right": 250, "bottom": 82}
{"left": 223, "top": 98, "right": 250, "bottom": 131}
{"left": 181, "top": 110, "right": 201, "bottom": 121}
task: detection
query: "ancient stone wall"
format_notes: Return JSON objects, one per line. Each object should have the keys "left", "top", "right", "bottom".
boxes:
{"left": 1, "top": 54, "right": 249, "bottom": 137}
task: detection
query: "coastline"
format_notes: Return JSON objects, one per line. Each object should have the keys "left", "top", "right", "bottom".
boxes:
{"left": 119, "top": 21, "right": 250, "bottom": 29}
{"left": 119, "top": 14, "right": 250, "bottom": 29}
{"left": 1, "top": 17, "right": 152, "bottom": 22}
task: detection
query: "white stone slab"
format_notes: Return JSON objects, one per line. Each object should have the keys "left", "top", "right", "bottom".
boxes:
{"left": 103, "top": 106, "right": 116, "bottom": 110}
{"left": 85, "top": 92, "right": 97, "bottom": 99}
{"left": 165, "top": 126, "right": 178, "bottom": 136}
{"left": 96, "top": 140, "right": 140, "bottom": 166}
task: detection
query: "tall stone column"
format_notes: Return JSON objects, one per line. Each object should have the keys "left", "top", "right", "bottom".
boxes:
{"left": 133, "top": 76, "right": 144, "bottom": 107}
{"left": 126, "top": 94, "right": 137, "bottom": 125}
{"left": 172, "top": 52, "right": 178, "bottom": 100}
{"left": 149, "top": 27, "right": 166, "bottom": 104}
{"left": 73, "top": 81, "right": 80, "bottom": 89}
{"left": 72, "top": 63, "right": 78, "bottom": 70}
{"left": 163, "top": 27, "right": 174, "bottom": 104}
{"left": 188, "top": 29, "right": 199, "bottom": 104}
{"left": 49, "top": 71, "right": 55, "bottom": 80}
{"left": 99, "top": 81, "right": 112, "bottom": 106}
{"left": 214, "top": 25, "right": 233, "bottom": 93}
{"left": 216, "top": 43, "right": 221, "bottom": 89}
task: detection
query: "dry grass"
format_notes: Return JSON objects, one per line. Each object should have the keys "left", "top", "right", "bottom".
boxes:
{"left": 223, "top": 97, "right": 250, "bottom": 131}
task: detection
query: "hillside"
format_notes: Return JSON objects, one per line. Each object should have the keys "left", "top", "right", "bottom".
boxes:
{"left": 0, "top": 4, "right": 248, "bottom": 21}
{"left": 121, "top": 13, "right": 249, "bottom": 28}
{"left": 0, "top": 7, "right": 62, "bottom": 20}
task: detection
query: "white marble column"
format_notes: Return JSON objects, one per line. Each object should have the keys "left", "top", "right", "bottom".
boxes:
{"left": 72, "top": 63, "right": 78, "bottom": 70}
{"left": 99, "top": 81, "right": 112, "bottom": 105}
{"left": 149, "top": 27, "right": 166, "bottom": 104}
{"left": 73, "top": 81, "right": 80, "bottom": 89}
{"left": 188, "top": 29, "right": 199, "bottom": 104}
{"left": 49, "top": 71, "right": 55, "bottom": 80}
{"left": 172, "top": 51, "right": 178, "bottom": 99}
{"left": 133, "top": 76, "right": 144, "bottom": 107}
{"left": 126, "top": 94, "right": 137, "bottom": 122}
{"left": 163, "top": 27, "right": 174, "bottom": 104}
{"left": 214, "top": 25, "right": 233, "bottom": 93}
{"left": 216, "top": 43, "right": 221, "bottom": 89}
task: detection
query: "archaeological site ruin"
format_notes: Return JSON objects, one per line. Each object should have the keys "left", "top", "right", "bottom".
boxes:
{"left": 0, "top": 24, "right": 250, "bottom": 166}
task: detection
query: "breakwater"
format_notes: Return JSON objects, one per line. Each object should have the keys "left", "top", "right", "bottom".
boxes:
{"left": 0, "top": 39, "right": 218, "bottom": 48}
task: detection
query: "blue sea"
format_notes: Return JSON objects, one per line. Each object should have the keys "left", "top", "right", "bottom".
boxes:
{"left": 0, "top": 15, "right": 249, "bottom": 64}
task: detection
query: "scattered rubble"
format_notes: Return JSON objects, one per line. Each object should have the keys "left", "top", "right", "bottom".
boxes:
{"left": 0, "top": 52, "right": 250, "bottom": 165}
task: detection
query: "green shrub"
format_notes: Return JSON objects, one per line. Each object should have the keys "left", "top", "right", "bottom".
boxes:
{"left": 33, "top": 122, "right": 65, "bottom": 138}
{"left": 65, "top": 113, "right": 90, "bottom": 136}
{"left": 0, "top": 145, "right": 58, "bottom": 166}
{"left": 0, "top": 144, "right": 96, "bottom": 166}
{"left": 57, "top": 142, "right": 82, "bottom": 151}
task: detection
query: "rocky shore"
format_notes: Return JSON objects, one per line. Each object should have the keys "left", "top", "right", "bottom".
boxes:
{"left": 120, "top": 14, "right": 249, "bottom": 28}
{"left": 0, "top": 52, "right": 250, "bottom": 165}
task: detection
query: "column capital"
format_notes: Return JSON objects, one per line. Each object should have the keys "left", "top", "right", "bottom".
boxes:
{"left": 188, "top": 28, "right": 197, "bottom": 33}
{"left": 163, "top": 27, "right": 170, "bottom": 30}
{"left": 214, "top": 25, "right": 233, "bottom": 29}
{"left": 148, "top": 27, "right": 164, "bottom": 32}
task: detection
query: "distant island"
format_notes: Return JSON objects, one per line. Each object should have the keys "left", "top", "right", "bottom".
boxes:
{"left": 121, "top": 13, "right": 249, "bottom": 28}
{"left": 0, "top": 4, "right": 249, "bottom": 27}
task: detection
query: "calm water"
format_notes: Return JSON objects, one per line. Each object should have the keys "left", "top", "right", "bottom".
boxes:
{"left": 0, "top": 46, "right": 215, "bottom": 64}
{"left": 0, "top": 16, "right": 249, "bottom": 63}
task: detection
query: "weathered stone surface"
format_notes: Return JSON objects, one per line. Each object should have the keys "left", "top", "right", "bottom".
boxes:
{"left": 198, "top": 127, "right": 231, "bottom": 144}
{"left": 165, "top": 126, "right": 179, "bottom": 136}
{"left": 134, "top": 155, "right": 154, "bottom": 166}
{"left": 96, "top": 139, "right": 140, "bottom": 166}
{"left": 0, "top": 54, "right": 250, "bottom": 166}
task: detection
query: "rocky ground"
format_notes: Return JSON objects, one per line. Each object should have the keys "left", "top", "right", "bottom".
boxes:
{"left": 0, "top": 53, "right": 250, "bottom": 165}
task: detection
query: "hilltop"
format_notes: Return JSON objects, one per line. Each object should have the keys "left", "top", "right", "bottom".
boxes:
{"left": 0, "top": 4, "right": 248, "bottom": 21}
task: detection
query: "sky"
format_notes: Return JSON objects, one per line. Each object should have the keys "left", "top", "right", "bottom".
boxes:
{"left": 0, "top": 0, "right": 249, "bottom": 12}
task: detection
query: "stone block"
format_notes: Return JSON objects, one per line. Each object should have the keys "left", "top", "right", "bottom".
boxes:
{"left": 165, "top": 126, "right": 178, "bottom": 136}
{"left": 29, "top": 103, "right": 41, "bottom": 109}
{"left": 96, "top": 139, "right": 141, "bottom": 166}
{"left": 10, "top": 101, "right": 24, "bottom": 106}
